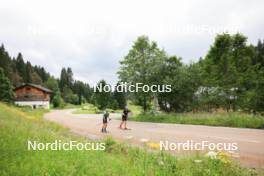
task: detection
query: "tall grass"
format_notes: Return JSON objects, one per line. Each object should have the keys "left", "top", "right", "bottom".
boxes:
{"left": 132, "top": 112, "right": 264, "bottom": 129}
{"left": 73, "top": 103, "right": 123, "bottom": 114}
{"left": 73, "top": 103, "right": 99, "bottom": 114}
{"left": 127, "top": 101, "right": 143, "bottom": 115}
{"left": 51, "top": 103, "right": 82, "bottom": 109}
{"left": 0, "top": 103, "right": 260, "bottom": 175}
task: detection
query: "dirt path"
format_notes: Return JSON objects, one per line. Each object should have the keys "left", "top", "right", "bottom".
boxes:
{"left": 44, "top": 109, "right": 264, "bottom": 168}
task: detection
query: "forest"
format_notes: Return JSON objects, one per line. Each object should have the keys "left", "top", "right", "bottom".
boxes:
{"left": 0, "top": 32, "right": 264, "bottom": 114}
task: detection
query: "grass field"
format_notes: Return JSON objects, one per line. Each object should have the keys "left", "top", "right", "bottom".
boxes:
{"left": 72, "top": 101, "right": 141, "bottom": 115}
{"left": 0, "top": 103, "right": 261, "bottom": 175}
{"left": 51, "top": 103, "right": 82, "bottom": 110}
{"left": 73, "top": 103, "right": 100, "bottom": 114}
{"left": 73, "top": 103, "right": 123, "bottom": 114}
{"left": 131, "top": 112, "right": 264, "bottom": 129}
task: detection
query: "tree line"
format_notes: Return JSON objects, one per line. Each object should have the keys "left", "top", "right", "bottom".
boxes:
{"left": 0, "top": 45, "right": 125, "bottom": 109}
{"left": 118, "top": 33, "right": 264, "bottom": 114}
{"left": 0, "top": 32, "right": 263, "bottom": 113}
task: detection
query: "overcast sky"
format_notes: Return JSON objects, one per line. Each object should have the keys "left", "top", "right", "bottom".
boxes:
{"left": 1, "top": 0, "right": 264, "bottom": 85}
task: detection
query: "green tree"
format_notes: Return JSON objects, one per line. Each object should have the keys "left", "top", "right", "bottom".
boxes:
{"left": 15, "top": 53, "right": 26, "bottom": 83}
{"left": 59, "top": 67, "right": 74, "bottom": 91}
{"left": 62, "top": 86, "right": 79, "bottom": 104}
{"left": 66, "top": 67, "right": 74, "bottom": 88}
{"left": 0, "top": 68, "right": 14, "bottom": 102}
{"left": 118, "top": 36, "right": 166, "bottom": 112}
{"left": 0, "top": 44, "right": 12, "bottom": 80}
{"left": 59, "top": 68, "right": 67, "bottom": 91}
{"left": 52, "top": 91, "right": 64, "bottom": 108}
{"left": 94, "top": 80, "right": 112, "bottom": 110}
{"left": 113, "top": 82, "right": 126, "bottom": 109}
{"left": 25, "top": 61, "right": 33, "bottom": 83}
{"left": 72, "top": 80, "right": 86, "bottom": 105}
{"left": 31, "top": 72, "right": 43, "bottom": 84}
{"left": 34, "top": 66, "right": 49, "bottom": 82}
{"left": 44, "top": 77, "right": 60, "bottom": 100}
{"left": 10, "top": 61, "right": 23, "bottom": 86}
{"left": 242, "top": 40, "right": 264, "bottom": 113}
{"left": 202, "top": 33, "right": 255, "bottom": 111}
{"left": 158, "top": 57, "right": 202, "bottom": 112}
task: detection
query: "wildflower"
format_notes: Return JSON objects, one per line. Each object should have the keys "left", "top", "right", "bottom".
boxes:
{"left": 146, "top": 142, "right": 160, "bottom": 149}
{"left": 217, "top": 151, "right": 231, "bottom": 164}
{"left": 218, "top": 151, "right": 231, "bottom": 157}
{"left": 206, "top": 151, "right": 217, "bottom": 159}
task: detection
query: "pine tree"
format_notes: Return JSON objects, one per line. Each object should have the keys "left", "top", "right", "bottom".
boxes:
{"left": 31, "top": 71, "right": 43, "bottom": 84}
{"left": 59, "top": 67, "right": 73, "bottom": 91}
{"left": 0, "top": 44, "right": 13, "bottom": 80}
{"left": 59, "top": 68, "right": 67, "bottom": 91}
{"left": 25, "top": 61, "right": 33, "bottom": 83}
{"left": 113, "top": 82, "right": 126, "bottom": 109}
{"left": 0, "top": 68, "right": 14, "bottom": 102}
{"left": 15, "top": 53, "right": 26, "bottom": 82}
{"left": 66, "top": 67, "right": 73, "bottom": 88}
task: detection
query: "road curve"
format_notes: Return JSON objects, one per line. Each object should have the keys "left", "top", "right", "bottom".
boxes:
{"left": 44, "top": 109, "right": 264, "bottom": 168}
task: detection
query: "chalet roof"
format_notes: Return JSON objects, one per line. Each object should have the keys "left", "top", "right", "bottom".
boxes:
{"left": 14, "top": 83, "right": 52, "bottom": 93}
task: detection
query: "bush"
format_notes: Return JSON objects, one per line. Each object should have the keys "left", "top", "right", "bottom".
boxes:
{"left": 52, "top": 92, "right": 64, "bottom": 108}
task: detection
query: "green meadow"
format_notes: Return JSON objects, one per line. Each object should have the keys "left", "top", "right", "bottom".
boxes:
{"left": 73, "top": 103, "right": 100, "bottom": 114}
{"left": 132, "top": 112, "right": 264, "bottom": 129}
{"left": 72, "top": 101, "right": 141, "bottom": 115}
{"left": 0, "top": 103, "right": 262, "bottom": 176}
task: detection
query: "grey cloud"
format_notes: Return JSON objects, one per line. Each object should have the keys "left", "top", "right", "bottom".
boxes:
{"left": 1, "top": 0, "right": 264, "bottom": 85}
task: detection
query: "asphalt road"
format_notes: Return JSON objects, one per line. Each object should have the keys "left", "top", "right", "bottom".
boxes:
{"left": 44, "top": 109, "right": 264, "bottom": 168}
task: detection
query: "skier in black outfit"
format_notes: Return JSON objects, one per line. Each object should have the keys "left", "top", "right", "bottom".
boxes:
{"left": 119, "top": 106, "right": 130, "bottom": 130}
{"left": 101, "top": 111, "right": 110, "bottom": 133}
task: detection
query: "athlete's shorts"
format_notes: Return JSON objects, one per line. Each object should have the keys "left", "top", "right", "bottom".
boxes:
{"left": 122, "top": 115, "right": 127, "bottom": 121}
{"left": 103, "top": 118, "right": 107, "bottom": 123}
